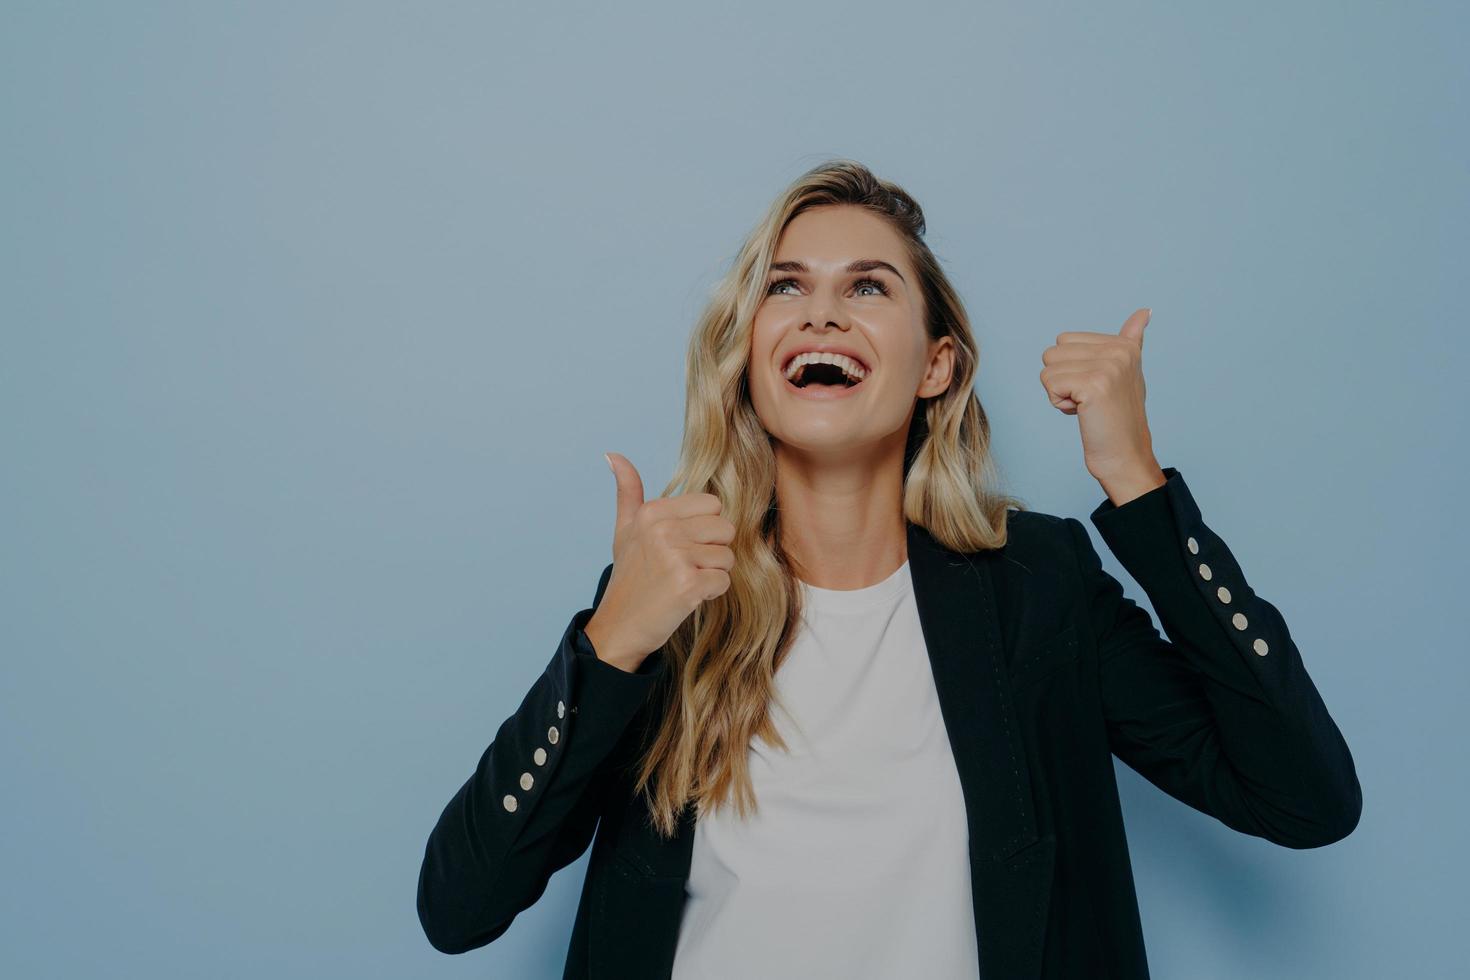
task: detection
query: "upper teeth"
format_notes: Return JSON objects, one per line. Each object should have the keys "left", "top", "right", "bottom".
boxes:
{"left": 784, "top": 351, "right": 869, "bottom": 383}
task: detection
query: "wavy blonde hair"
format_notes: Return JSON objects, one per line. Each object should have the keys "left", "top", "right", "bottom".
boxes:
{"left": 632, "top": 158, "right": 1027, "bottom": 839}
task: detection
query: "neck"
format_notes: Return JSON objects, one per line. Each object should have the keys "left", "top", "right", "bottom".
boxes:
{"left": 772, "top": 432, "right": 909, "bottom": 590}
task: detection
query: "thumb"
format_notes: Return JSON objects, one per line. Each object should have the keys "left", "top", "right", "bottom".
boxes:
{"left": 605, "top": 452, "right": 645, "bottom": 539}
{"left": 1119, "top": 307, "right": 1151, "bottom": 345}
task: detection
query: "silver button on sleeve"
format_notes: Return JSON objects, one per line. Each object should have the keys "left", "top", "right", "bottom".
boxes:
{"left": 1231, "top": 613, "right": 1248, "bottom": 630}
{"left": 533, "top": 747, "right": 547, "bottom": 766}
{"left": 519, "top": 772, "right": 534, "bottom": 791}
{"left": 1198, "top": 562, "right": 1212, "bottom": 581}
{"left": 548, "top": 725, "right": 559, "bottom": 745}
{"left": 1253, "top": 638, "right": 1269, "bottom": 656}
{"left": 502, "top": 794, "right": 518, "bottom": 813}
{"left": 1187, "top": 536, "right": 1199, "bottom": 554}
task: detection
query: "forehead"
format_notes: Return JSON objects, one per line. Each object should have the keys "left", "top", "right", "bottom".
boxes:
{"left": 773, "top": 205, "right": 908, "bottom": 268}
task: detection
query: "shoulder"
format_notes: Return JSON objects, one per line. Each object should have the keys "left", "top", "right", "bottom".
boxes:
{"left": 1005, "top": 505, "right": 1067, "bottom": 530}
{"left": 999, "top": 505, "right": 1082, "bottom": 566}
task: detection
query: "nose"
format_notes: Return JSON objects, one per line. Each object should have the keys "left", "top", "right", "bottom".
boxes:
{"left": 804, "top": 318, "right": 846, "bottom": 333}
{"left": 802, "top": 299, "right": 848, "bottom": 332}
{"left": 798, "top": 279, "right": 850, "bottom": 332}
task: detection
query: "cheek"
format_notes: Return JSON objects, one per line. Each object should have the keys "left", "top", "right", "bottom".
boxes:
{"left": 748, "top": 322, "right": 781, "bottom": 379}
{"left": 749, "top": 315, "right": 777, "bottom": 352}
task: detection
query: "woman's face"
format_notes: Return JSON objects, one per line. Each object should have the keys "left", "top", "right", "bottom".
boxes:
{"left": 749, "top": 204, "right": 953, "bottom": 466}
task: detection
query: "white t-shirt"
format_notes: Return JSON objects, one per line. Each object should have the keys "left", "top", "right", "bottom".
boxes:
{"left": 670, "top": 558, "right": 979, "bottom": 979}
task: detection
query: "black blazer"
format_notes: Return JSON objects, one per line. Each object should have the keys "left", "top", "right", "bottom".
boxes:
{"left": 416, "top": 466, "right": 1362, "bottom": 978}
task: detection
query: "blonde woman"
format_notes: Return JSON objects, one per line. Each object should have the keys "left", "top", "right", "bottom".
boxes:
{"left": 416, "top": 160, "right": 1361, "bottom": 978}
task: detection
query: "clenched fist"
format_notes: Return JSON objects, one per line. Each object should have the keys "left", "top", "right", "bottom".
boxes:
{"left": 581, "top": 452, "right": 736, "bottom": 672}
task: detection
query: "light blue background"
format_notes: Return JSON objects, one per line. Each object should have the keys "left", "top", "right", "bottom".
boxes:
{"left": 2, "top": 2, "right": 1463, "bottom": 977}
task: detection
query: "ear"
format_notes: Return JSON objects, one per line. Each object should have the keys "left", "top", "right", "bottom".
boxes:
{"left": 918, "top": 336, "right": 956, "bottom": 398}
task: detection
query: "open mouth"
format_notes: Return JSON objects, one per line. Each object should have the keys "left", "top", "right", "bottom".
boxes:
{"left": 788, "top": 361, "right": 864, "bottom": 390}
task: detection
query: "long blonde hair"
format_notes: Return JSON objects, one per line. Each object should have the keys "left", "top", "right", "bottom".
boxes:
{"left": 633, "top": 158, "right": 1027, "bottom": 838}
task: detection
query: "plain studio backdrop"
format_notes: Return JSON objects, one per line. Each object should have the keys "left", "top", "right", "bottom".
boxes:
{"left": 1, "top": 2, "right": 1464, "bottom": 978}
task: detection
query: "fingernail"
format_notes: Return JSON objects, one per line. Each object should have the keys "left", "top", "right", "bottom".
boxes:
{"left": 604, "top": 452, "right": 613, "bottom": 473}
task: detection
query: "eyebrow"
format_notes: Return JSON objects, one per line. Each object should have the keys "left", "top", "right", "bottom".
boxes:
{"left": 767, "top": 258, "right": 906, "bottom": 284}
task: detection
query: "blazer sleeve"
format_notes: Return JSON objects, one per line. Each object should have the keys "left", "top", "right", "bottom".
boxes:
{"left": 1066, "top": 466, "right": 1362, "bottom": 849}
{"left": 416, "top": 561, "right": 667, "bottom": 954}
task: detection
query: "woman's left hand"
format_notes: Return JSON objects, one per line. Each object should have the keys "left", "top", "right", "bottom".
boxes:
{"left": 1040, "top": 307, "right": 1167, "bottom": 501}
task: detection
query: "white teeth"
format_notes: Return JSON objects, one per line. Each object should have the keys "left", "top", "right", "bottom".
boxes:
{"left": 783, "top": 351, "right": 869, "bottom": 384}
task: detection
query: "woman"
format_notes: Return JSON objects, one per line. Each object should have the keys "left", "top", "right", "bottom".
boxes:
{"left": 416, "top": 160, "right": 1362, "bottom": 978}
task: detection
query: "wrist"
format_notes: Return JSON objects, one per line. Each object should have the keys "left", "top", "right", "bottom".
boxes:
{"left": 582, "top": 615, "right": 647, "bottom": 674}
{"left": 1096, "top": 460, "right": 1168, "bottom": 508}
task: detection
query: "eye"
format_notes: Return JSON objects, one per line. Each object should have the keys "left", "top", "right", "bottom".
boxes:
{"left": 764, "top": 276, "right": 892, "bottom": 297}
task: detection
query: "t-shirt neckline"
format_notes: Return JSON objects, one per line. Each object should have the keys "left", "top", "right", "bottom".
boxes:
{"left": 798, "top": 558, "right": 911, "bottom": 614}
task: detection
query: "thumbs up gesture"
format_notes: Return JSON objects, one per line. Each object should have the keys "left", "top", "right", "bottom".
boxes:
{"left": 581, "top": 452, "right": 737, "bottom": 672}
{"left": 1040, "top": 307, "right": 1166, "bottom": 500}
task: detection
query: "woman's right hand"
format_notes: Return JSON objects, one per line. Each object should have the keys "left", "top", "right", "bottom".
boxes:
{"left": 582, "top": 452, "right": 736, "bottom": 671}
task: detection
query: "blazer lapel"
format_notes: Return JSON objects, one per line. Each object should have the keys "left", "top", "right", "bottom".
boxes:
{"left": 906, "top": 519, "right": 1055, "bottom": 979}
